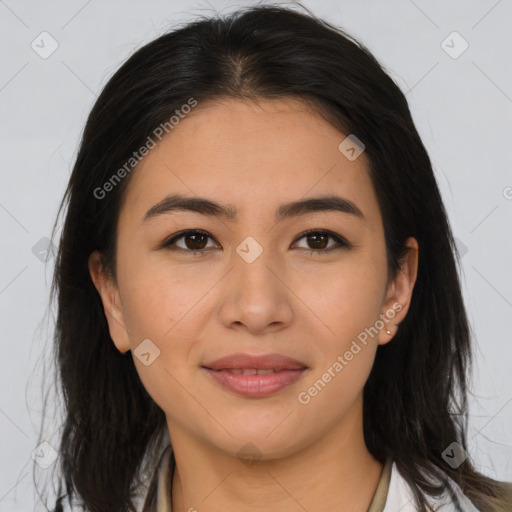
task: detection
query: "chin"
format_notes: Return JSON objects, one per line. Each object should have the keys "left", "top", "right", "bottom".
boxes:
{"left": 205, "top": 424, "right": 309, "bottom": 462}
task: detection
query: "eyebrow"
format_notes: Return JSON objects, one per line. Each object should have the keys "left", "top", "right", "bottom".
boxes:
{"left": 142, "top": 194, "right": 367, "bottom": 224}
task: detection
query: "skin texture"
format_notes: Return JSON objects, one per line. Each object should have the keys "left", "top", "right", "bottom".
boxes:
{"left": 89, "top": 97, "right": 418, "bottom": 512}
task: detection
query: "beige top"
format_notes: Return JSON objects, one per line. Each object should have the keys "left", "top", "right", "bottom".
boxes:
{"left": 141, "top": 444, "right": 393, "bottom": 512}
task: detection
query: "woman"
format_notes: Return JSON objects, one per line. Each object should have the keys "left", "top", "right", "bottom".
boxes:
{"left": 41, "top": 4, "right": 512, "bottom": 511}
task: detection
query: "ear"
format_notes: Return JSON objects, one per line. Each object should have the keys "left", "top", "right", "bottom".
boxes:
{"left": 377, "top": 237, "right": 419, "bottom": 346}
{"left": 88, "top": 250, "right": 131, "bottom": 353}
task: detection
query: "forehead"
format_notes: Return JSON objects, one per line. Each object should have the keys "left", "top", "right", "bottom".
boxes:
{"left": 119, "top": 97, "right": 380, "bottom": 227}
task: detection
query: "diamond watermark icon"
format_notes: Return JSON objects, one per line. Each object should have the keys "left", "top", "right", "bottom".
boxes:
{"left": 236, "top": 236, "right": 263, "bottom": 264}
{"left": 454, "top": 237, "right": 468, "bottom": 259}
{"left": 32, "top": 237, "right": 56, "bottom": 262}
{"left": 441, "top": 31, "right": 468, "bottom": 59}
{"left": 31, "top": 441, "right": 58, "bottom": 469}
{"left": 31, "top": 31, "right": 59, "bottom": 59}
{"left": 134, "top": 338, "right": 161, "bottom": 366}
{"left": 237, "top": 442, "right": 262, "bottom": 467}
{"left": 442, "top": 441, "right": 468, "bottom": 468}
{"left": 338, "top": 134, "right": 365, "bottom": 161}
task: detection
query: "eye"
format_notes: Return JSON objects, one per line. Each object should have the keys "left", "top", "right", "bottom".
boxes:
{"left": 162, "top": 229, "right": 218, "bottom": 255}
{"left": 292, "top": 229, "right": 350, "bottom": 254}
{"left": 161, "top": 229, "right": 351, "bottom": 256}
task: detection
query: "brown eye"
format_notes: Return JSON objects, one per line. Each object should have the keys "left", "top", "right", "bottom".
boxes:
{"left": 164, "top": 230, "right": 217, "bottom": 252}
{"left": 183, "top": 233, "right": 208, "bottom": 250}
{"left": 293, "top": 230, "right": 349, "bottom": 254}
{"left": 163, "top": 229, "right": 350, "bottom": 255}
{"left": 306, "top": 233, "right": 329, "bottom": 250}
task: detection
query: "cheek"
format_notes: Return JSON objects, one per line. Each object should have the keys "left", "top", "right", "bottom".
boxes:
{"left": 300, "top": 256, "right": 386, "bottom": 413}
{"left": 297, "top": 345, "right": 375, "bottom": 437}
{"left": 116, "top": 265, "right": 201, "bottom": 414}
{"left": 301, "top": 258, "right": 387, "bottom": 344}
{"left": 296, "top": 270, "right": 383, "bottom": 419}
{"left": 117, "top": 255, "right": 197, "bottom": 342}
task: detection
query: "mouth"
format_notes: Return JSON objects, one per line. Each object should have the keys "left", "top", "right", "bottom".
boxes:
{"left": 200, "top": 352, "right": 308, "bottom": 398}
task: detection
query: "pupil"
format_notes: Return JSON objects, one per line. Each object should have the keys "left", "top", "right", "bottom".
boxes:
{"left": 309, "top": 234, "right": 327, "bottom": 249}
{"left": 187, "top": 234, "right": 206, "bottom": 250}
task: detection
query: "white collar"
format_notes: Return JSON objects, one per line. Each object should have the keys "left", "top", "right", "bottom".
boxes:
{"left": 383, "top": 460, "right": 481, "bottom": 511}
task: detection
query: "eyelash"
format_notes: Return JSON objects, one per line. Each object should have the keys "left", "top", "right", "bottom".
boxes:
{"left": 161, "top": 229, "right": 351, "bottom": 256}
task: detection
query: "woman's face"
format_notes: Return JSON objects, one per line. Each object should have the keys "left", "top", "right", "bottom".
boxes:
{"left": 90, "top": 97, "right": 417, "bottom": 460}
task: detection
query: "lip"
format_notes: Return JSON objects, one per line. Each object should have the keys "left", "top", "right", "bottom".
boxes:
{"left": 202, "top": 353, "right": 308, "bottom": 371}
{"left": 202, "top": 368, "right": 307, "bottom": 398}
{"left": 201, "top": 353, "right": 308, "bottom": 398}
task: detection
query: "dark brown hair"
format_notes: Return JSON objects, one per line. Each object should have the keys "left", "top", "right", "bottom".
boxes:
{"left": 37, "top": 3, "right": 512, "bottom": 511}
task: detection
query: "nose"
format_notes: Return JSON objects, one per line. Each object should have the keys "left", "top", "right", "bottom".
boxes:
{"left": 217, "top": 248, "right": 294, "bottom": 335}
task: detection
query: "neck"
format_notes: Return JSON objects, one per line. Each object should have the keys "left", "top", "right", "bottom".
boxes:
{"left": 167, "top": 395, "right": 384, "bottom": 512}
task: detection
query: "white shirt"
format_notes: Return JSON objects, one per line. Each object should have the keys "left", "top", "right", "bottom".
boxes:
{"left": 383, "top": 460, "right": 480, "bottom": 511}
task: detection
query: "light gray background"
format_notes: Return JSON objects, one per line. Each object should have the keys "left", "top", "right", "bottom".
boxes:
{"left": 1, "top": 0, "right": 511, "bottom": 510}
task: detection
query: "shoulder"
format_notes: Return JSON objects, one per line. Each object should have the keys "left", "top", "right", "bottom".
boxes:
{"left": 383, "top": 461, "right": 481, "bottom": 512}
